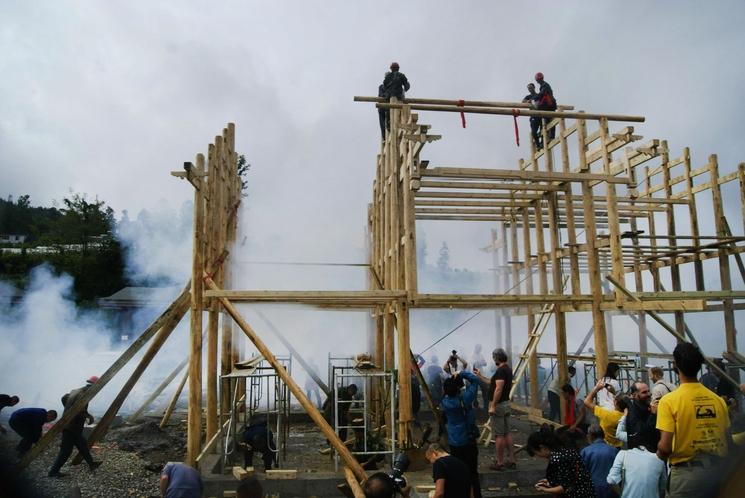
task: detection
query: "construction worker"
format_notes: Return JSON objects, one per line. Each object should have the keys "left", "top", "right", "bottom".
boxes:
{"left": 378, "top": 82, "right": 388, "bottom": 140}
{"left": 382, "top": 62, "right": 410, "bottom": 101}
{"left": 240, "top": 415, "right": 276, "bottom": 471}
{"left": 0, "top": 394, "right": 20, "bottom": 434}
{"left": 8, "top": 407, "right": 57, "bottom": 456}
{"left": 534, "top": 72, "right": 557, "bottom": 147}
{"left": 48, "top": 376, "right": 102, "bottom": 477}
{"left": 522, "top": 83, "right": 541, "bottom": 149}
{"left": 160, "top": 461, "right": 203, "bottom": 498}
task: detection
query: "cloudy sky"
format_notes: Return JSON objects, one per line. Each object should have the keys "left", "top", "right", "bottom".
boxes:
{"left": 2, "top": 1, "right": 745, "bottom": 358}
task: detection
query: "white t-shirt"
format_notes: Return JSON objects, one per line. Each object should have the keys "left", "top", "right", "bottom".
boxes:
{"left": 596, "top": 377, "right": 621, "bottom": 411}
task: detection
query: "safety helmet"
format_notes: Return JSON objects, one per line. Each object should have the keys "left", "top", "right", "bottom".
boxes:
{"left": 535, "top": 72, "right": 544, "bottom": 81}
{"left": 86, "top": 375, "right": 100, "bottom": 384}
{"left": 390, "top": 62, "right": 400, "bottom": 70}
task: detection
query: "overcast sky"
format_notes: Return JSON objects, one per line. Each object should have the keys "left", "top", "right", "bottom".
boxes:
{"left": 2, "top": 0, "right": 745, "bottom": 271}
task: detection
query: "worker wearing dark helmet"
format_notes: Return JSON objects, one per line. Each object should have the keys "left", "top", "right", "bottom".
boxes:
{"left": 534, "top": 72, "right": 558, "bottom": 148}
{"left": 382, "top": 62, "right": 410, "bottom": 101}
{"left": 48, "top": 376, "right": 102, "bottom": 477}
{"left": 522, "top": 83, "right": 542, "bottom": 149}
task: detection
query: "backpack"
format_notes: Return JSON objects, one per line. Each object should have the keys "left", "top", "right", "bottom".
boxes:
{"left": 384, "top": 72, "right": 406, "bottom": 100}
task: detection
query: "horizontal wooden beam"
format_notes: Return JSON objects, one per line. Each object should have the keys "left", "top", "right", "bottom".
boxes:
{"left": 353, "top": 95, "right": 574, "bottom": 110}
{"left": 377, "top": 102, "right": 645, "bottom": 122}
{"left": 203, "top": 290, "right": 407, "bottom": 305}
{"left": 422, "top": 167, "right": 632, "bottom": 185}
{"left": 415, "top": 191, "right": 544, "bottom": 200}
{"left": 634, "top": 290, "right": 745, "bottom": 301}
{"left": 419, "top": 180, "right": 562, "bottom": 191}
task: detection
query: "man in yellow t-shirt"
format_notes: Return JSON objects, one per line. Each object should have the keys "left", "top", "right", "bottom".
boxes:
{"left": 656, "top": 342, "right": 731, "bottom": 497}
{"left": 584, "top": 380, "right": 626, "bottom": 448}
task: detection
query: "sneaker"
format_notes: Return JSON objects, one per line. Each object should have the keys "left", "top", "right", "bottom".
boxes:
{"left": 89, "top": 461, "right": 102, "bottom": 472}
{"left": 488, "top": 463, "right": 504, "bottom": 471}
{"left": 48, "top": 471, "right": 67, "bottom": 478}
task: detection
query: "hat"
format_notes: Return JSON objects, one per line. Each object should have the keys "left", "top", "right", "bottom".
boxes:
{"left": 390, "top": 62, "right": 400, "bottom": 70}
{"left": 86, "top": 375, "right": 100, "bottom": 384}
{"left": 535, "top": 72, "right": 544, "bottom": 81}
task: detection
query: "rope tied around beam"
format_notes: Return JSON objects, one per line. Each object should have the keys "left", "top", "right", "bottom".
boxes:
{"left": 512, "top": 108, "right": 520, "bottom": 147}
{"left": 458, "top": 99, "right": 467, "bottom": 128}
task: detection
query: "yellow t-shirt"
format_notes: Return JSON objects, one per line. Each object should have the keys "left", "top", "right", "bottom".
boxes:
{"left": 656, "top": 382, "right": 730, "bottom": 464}
{"left": 593, "top": 405, "right": 623, "bottom": 447}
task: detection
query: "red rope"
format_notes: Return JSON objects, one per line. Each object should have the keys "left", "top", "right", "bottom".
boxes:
{"left": 512, "top": 109, "right": 520, "bottom": 147}
{"left": 458, "top": 99, "right": 466, "bottom": 128}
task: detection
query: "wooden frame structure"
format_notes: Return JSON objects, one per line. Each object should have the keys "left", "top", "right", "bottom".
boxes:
{"left": 16, "top": 94, "right": 744, "bottom": 477}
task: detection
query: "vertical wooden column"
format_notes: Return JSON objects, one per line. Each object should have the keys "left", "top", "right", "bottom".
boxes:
{"left": 501, "top": 222, "right": 513, "bottom": 358}
{"left": 644, "top": 166, "right": 662, "bottom": 292}
{"left": 521, "top": 207, "right": 539, "bottom": 408}
{"left": 509, "top": 215, "right": 520, "bottom": 366}
{"left": 547, "top": 192, "right": 568, "bottom": 423}
{"left": 401, "top": 110, "right": 418, "bottom": 297}
{"left": 491, "top": 228, "right": 503, "bottom": 347}
{"left": 205, "top": 138, "right": 220, "bottom": 441}
{"left": 221, "top": 125, "right": 237, "bottom": 418}
{"left": 709, "top": 155, "right": 738, "bottom": 352}
{"left": 578, "top": 118, "right": 609, "bottom": 374}
{"left": 683, "top": 148, "right": 705, "bottom": 291}
{"left": 626, "top": 149, "right": 648, "bottom": 369}
{"left": 661, "top": 141, "right": 685, "bottom": 335}
{"left": 187, "top": 153, "right": 206, "bottom": 466}
{"left": 598, "top": 119, "right": 624, "bottom": 306}
{"left": 739, "top": 164, "right": 745, "bottom": 236}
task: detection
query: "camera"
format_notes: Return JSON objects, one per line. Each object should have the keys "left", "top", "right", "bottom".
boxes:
{"left": 389, "top": 453, "right": 409, "bottom": 492}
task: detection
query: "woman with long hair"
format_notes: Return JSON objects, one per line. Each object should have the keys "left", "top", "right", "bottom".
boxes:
{"left": 526, "top": 425, "right": 596, "bottom": 497}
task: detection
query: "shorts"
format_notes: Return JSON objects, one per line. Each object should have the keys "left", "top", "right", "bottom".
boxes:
{"left": 489, "top": 401, "right": 511, "bottom": 436}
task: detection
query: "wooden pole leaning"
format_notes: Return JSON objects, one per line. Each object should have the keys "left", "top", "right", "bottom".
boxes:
{"left": 203, "top": 275, "right": 368, "bottom": 482}
{"left": 14, "top": 285, "right": 191, "bottom": 471}
{"left": 161, "top": 367, "right": 189, "bottom": 429}
{"left": 128, "top": 357, "right": 188, "bottom": 424}
{"left": 72, "top": 292, "right": 190, "bottom": 463}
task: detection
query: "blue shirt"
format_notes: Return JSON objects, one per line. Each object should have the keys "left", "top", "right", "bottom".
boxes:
{"left": 162, "top": 462, "right": 203, "bottom": 498}
{"left": 440, "top": 371, "right": 478, "bottom": 447}
{"left": 580, "top": 439, "right": 618, "bottom": 495}
{"left": 606, "top": 447, "right": 666, "bottom": 498}
{"left": 9, "top": 408, "right": 47, "bottom": 439}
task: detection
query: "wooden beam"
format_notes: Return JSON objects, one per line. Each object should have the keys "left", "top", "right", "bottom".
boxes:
{"left": 377, "top": 102, "right": 645, "bottom": 123}
{"left": 204, "top": 290, "right": 406, "bottom": 305}
{"left": 354, "top": 95, "right": 574, "bottom": 110}
{"left": 422, "top": 167, "right": 631, "bottom": 184}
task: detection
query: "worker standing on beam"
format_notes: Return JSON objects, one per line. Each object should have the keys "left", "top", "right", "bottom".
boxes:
{"left": 534, "top": 72, "right": 557, "bottom": 148}
{"left": 379, "top": 62, "right": 410, "bottom": 141}
{"left": 522, "top": 83, "right": 541, "bottom": 149}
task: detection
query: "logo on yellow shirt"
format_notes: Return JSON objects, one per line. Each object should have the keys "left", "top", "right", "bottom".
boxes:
{"left": 695, "top": 404, "right": 716, "bottom": 419}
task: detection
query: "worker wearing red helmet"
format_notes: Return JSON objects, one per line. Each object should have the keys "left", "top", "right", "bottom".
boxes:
{"left": 534, "top": 72, "right": 558, "bottom": 149}
{"left": 48, "top": 376, "right": 102, "bottom": 477}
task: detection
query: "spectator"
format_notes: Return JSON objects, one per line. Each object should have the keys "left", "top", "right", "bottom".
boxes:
{"left": 714, "top": 358, "right": 737, "bottom": 405}
{"left": 322, "top": 384, "right": 358, "bottom": 442}
{"left": 470, "top": 344, "right": 488, "bottom": 409}
{"left": 8, "top": 408, "right": 57, "bottom": 456}
{"left": 160, "top": 462, "right": 202, "bottom": 498}
{"left": 444, "top": 350, "right": 468, "bottom": 376}
{"left": 547, "top": 366, "right": 576, "bottom": 422}
{"left": 656, "top": 342, "right": 731, "bottom": 497}
{"left": 362, "top": 472, "right": 400, "bottom": 498}
{"left": 526, "top": 426, "right": 596, "bottom": 497}
{"left": 596, "top": 363, "right": 621, "bottom": 411}
{"left": 700, "top": 362, "right": 719, "bottom": 392}
{"left": 562, "top": 383, "right": 588, "bottom": 436}
{"left": 0, "top": 394, "right": 20, "bottom": 434}
{"left": 425, "top": 443, "right": 471, "bottom": 498}
{"left": 619, "top": 382, "right": 658, "bottom": 451}
{"left": 584, "top": 380, "right": 626, "bottom": 448}
{"left": 580, "top": 425, "right": 617, "bottom": 498}
{"left": 425, "top": 356, "right": 445, "bottom": 406}
{"left": 440, "top": 370, "right": 481, "bottom": 498}
{"left": 607, "top": 437, "right": 665, "bottom": 498}
{"left": 475, "top": 348, "right": 515, "bottom": 471}
{"left": 649, "top": 366, "right": 676, "bottom": 403}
